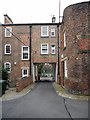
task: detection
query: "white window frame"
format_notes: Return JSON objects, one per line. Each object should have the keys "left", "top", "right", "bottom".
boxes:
{"left": 4, "top": 62, "right": 11, "bottom": 73}
{"left": 41, "top": 43, "right": 49, "bottom": 54}
{"left": 22, "top": 67, "right": 29, "bottom": 78}
{"left": 5, "top": 44, "right": 11, "bottom": 54}
{"left": 51, "top": 45, "right": 55, "bottom": 54}
{"left": 64, "top": 32, "right": 67, "bottom": 48}
{"left": 51, "top": 28, "right": 55, "bottom": 37}
{"left": 5, "top": 27, "right": 12, "bottom": 37}
{"left": 41, "top": 26, "right": 49, "bottom": 37}
{"left": 22, "top": 46, "right": 29, "bottom": 60}
{"left": 64, "top": 60, "right": 68, "bottom": 78}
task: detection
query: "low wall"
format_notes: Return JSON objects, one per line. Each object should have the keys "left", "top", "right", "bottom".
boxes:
{"left": 16, "top": 77, "right": 33, "bottom": 92}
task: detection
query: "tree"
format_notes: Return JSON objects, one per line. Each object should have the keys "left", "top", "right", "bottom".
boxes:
{"left": 0, "top": 68, "right": 8, "bottom": 80}
{"left": 37, "top": 64, "right": 44, "bottom": 75}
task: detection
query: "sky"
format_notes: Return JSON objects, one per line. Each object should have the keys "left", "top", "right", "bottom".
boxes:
{"left": 0, "top": 0, "right": 89, "bottom": 24}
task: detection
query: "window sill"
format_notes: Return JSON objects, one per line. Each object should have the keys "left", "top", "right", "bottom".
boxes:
{"left": 4, "top": 54, "right": 11, "bottom": 55}
{"left": 21, "top": 59, "right": 30, "bottom": 61}
{"left": 41, "top": 36, "right": 49, "bottom": 38}
{"left": 40, "top": 54, "right": 49, "bottom": 55}
{"left": 4, "top": 36, "right": 12, "bottom": 38}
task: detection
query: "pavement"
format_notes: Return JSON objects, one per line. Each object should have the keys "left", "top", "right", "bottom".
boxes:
{"left": 53, "top": 82, "right": 89, "bottom": 101}
{"left": 0, "top": 82, "right": 89, "bottom": 101}
{"left": 0, "top": 83, "right": 36, "bottom": 101}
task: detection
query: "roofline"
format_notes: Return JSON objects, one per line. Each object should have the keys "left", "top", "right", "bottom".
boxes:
{"left": 63, "top": 1, "right": 89, "bottom": 15}
{"left": 2, "top": 22, "right": 61, "bottom": 26}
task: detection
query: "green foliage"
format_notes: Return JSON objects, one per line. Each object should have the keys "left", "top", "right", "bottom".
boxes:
{"left": 37, "top": 64, "right": 44, "bottom": 74}
{"left": 0, "top": 68, "right": 8, "bottom": 80}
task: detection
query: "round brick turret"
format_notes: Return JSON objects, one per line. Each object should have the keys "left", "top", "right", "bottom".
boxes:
{"left": 60, "top": 2, "right": 89, "bottom": 95}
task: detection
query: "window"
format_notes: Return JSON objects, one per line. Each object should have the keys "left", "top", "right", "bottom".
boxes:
{"left": 41, "top": 43, "right": 49, "bottom": 54}
{"left": 64, "top": 32, "right": 66, "bottom": 48}
{"left": 5, "top": 44, "right": 11, "bottom": 54}
{"left": 5, "top": 27, "right": 12, "bottom": 37}
{"left": 51, "top": 45, "right": 55, "bottom": 54}
{"left": 22, "top": 68, "right": 29, "bottom": 78}
{"left": 4, "top": 62, "right": 11, "bottom": 73}
{"left": 41, "top": 26, "right": 49, "bottom": 37}
{"left": 22, "top": 46, "right": 29, "bottom": 60}
{"left": 51, "top": 28, "right": 55, "bottom": 37}
{"left": 64, "top": 60, "right": 68, "bottom": 78}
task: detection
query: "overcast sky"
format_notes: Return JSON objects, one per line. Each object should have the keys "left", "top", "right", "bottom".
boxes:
{"left": 0, "top": 0, "right": 88, "bottom": 23}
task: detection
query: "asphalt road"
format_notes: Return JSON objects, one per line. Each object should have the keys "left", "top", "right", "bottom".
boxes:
{"left": 0, "top": 98, "right": 2, "bottom": 119}
{"left": 2, "top": 82, "right": 88, "bottom": 119}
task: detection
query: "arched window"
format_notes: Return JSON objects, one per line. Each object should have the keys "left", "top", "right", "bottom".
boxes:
{"left": 4, "top": 62, "right": 11, "bottom": 73}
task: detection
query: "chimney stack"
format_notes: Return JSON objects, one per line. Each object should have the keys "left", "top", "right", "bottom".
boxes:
{"left": 52, "top": 15, "right": 56, "bottom": 23}
{"left": 4, "top": 14, "right": 13, "bottom": 24}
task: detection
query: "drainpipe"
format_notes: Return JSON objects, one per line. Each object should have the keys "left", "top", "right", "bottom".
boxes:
{"left": 57, "top": 24, "right": 60, "bottom": 83}
{"left": 29, "top": 25, "right": 32, "bottom": 76}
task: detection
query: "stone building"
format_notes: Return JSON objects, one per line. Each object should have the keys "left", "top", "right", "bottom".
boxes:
{"left": 60, "top": 2, "right": 89, "bottom": 95}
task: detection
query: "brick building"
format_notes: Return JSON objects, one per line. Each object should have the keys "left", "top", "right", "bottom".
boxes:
{"left": 60, "top": 2, "right": 89, "bottom": 95}
{"left": 1, "top": 1, "right": 89, "bottom": 94}
{"left": 0, "top": 24, "right": 2, "bottom": 78}
{"left": 31, "top": 24, "right": 60, "bottom": 82}
{"left": 1, "top": 14, "right": 60, "bottom": 88}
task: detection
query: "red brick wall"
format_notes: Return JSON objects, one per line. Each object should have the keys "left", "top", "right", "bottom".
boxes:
{"left": 31, "top": 25, "right": 58, "bottom": 63}
{"left": 2, "top": 25, "right": 31, "bottom": 86}
{"left": 0, "top": 26, "right": 2, "bottom": 69}
{"left": 65, "top": 80, "right": 89, "bottom": 95}
{"left": 60, "top": 2, "right": 89, "bottom": 95}
{"left": 2, "top": 24, "right": 58, "bottom": 87}
{"left": 79, "top": 38, "right": 90, "bottom": 50}
{"left": 16, "top": 76, "right": 33, "bottom": 92}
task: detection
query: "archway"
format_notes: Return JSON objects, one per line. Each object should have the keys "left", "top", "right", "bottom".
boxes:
{"left": 32, "top": 63, "right": 57, "bottom": 82}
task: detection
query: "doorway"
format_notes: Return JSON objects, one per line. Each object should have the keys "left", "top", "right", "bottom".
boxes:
{"left": 61, "top": 61, "right": 64, "bottom": 86}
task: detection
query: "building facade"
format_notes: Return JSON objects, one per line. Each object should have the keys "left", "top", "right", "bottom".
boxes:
{"left": 1, "top": 1, "right": 89, "bottom": 94}
{"left": 0, "top": 24, "right": 2, "bottom": 79}
{"left": 60, "top": 2, "right": 89, "bottom": 95}
{"left": 1, "top": 15, "right": 60, "bottom": 87}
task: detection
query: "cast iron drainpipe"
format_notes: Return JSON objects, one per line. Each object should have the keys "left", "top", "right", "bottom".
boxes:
{"left": 57, "top": 24, "right": 60, "bottom": 76}
{"left": 29, "top": 25, "right": 32, "bottom": 76}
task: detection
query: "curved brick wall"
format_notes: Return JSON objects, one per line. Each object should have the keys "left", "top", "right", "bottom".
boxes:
{"left": 60, "top": 2, "right": 89, "bottom": 95}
